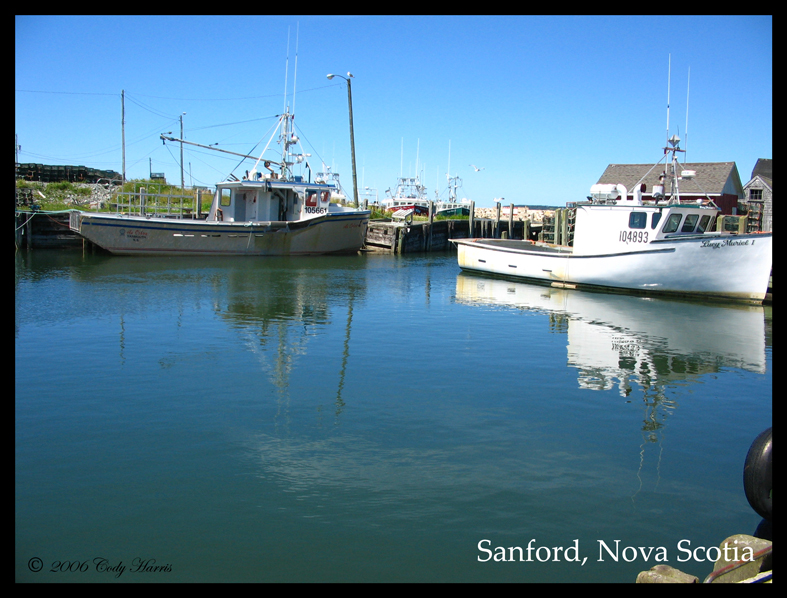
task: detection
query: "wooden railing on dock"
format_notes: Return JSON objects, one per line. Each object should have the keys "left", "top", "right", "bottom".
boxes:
{"left": 365, "top": 201, "right": 540, "bottom": 254}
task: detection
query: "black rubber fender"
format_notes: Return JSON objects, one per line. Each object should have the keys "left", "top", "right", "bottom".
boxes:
{"left": 743, "top": 427, "right": 772, "bottom": 521}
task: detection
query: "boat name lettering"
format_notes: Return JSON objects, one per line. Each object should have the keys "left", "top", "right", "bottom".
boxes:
{"left": 304, "top": 207, "right": 328, "bottom": 215}
{"left": 120, "top": 229, "right": 148, "bottom": 241}
{"left": 611, "top": 336, "right": 639, "bottom": 356}
{"left": 619, "top": 230, "right": 649, "bottom": 244}
{"left": 701, "top": 239, "right": 751, "bottom": 249}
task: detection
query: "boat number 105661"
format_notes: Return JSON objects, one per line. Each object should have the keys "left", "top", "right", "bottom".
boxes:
{"left": 619, "top": 230, "right": 649, "bottom": 244}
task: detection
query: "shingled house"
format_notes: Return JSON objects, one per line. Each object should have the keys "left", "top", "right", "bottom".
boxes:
{"left": 742, "top": 158, "right": 772, "bottom": 232}
{"left": 595, "top": 162, "right": 744, "bottom": 215}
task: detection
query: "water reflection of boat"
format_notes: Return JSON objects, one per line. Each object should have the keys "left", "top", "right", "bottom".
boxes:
{"left": 217, "top": 258, "right": 365, "bottom": 418}
{"left": 455, "top": 271, "right": 769, "bottom": 493}
{"left": 455, "top": 273, "right": 768, "bottom": 392}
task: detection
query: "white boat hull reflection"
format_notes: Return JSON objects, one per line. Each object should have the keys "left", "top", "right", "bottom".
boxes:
{"left": 455, "top": 273, "right": 768, "bottom": 395}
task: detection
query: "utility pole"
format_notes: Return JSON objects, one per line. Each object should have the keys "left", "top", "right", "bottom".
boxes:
{"left": 326, "top": 72, "right": 359, "bottom": 207}
{"left": 346, "top": 75, "right": 358, "bottom": 208}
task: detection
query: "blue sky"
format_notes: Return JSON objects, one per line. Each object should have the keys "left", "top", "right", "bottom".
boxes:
{"left": 16, "top": 15, "right": 772, "bottom": 207}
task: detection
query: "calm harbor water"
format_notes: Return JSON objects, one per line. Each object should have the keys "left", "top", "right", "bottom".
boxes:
{"left": 15, "top": 249, "right": 771, "bottom": 583}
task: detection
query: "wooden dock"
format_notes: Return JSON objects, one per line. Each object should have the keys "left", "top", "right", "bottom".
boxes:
{"left": 365, "top": 201, "right": 539, "bottom": 253}
{"left": 15, "top": 211, "right": 83, "bottom": 249}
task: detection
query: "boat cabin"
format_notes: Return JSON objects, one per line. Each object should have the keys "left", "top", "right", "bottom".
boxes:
{"left": 571, "top": 183, "right": 720, "bottom": 255}
{"left": 208, "top": 179, "right": 335, "bottom": 223}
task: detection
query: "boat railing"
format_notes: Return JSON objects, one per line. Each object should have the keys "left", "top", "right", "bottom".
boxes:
{"left": 111, "top": 187, "right": 207, "bottom": 219}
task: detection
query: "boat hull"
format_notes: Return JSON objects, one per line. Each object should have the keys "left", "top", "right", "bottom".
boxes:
{"left": 454, "top": 234, "right": 773, "bottom": 303}
{"left": 70, "top": 211, "right": 369, "bottom": 256}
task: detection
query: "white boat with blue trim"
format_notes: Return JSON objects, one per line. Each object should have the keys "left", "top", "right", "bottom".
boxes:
{"left": 69, "top": 109, "right": 370, "bottom": 256}
{"left": 453, "top": 136, "right": 772, "bottom": 303}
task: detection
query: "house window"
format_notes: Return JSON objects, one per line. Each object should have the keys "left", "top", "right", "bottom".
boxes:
{"left": 749, "top": 189, "right": 763, "bottom": 201}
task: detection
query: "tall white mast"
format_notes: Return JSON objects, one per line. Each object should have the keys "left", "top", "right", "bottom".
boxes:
{"left": 415, "top": 138, "right": 420, "bottom": 182}
{"left": 400, "top": 138, "right": 403, "bottom": 178}
{"left": 666, "top": 54, "right": 671, "bottom": 148}
{"left": 283, "top": 27, "right": 290, "bottom": 114}
{"left": 684, "top": 66, "right": 690, "bottom": 164}
{"left": 291, "top": 23, "right": 299, "bottom": 117}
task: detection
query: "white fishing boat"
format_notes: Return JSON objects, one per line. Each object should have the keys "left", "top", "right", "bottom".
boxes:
{"left": 452, "top": 135, "right": 772, "bottom": 303}
{"left": 381, "top": 176, "right": 430, "bottom": 215}
{"left": 69, "top": 109, "right": 370, "bottom": 256}
{"left": 315, "top": 164, "right": 347, "bottom": 204}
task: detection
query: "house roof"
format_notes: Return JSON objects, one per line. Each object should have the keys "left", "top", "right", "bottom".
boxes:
{"left": 596, "top": 162, "right": 743, "bottom": 198}
{"left": 744, "top": 174, "right": 772, "bottom": 192}
{"left": 752, "top": 158, "right": 772, "bottom": 180}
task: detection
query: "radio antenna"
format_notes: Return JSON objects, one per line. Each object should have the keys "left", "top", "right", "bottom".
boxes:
{"left": 665, "top": 54, "right": 671, "bottom": 149}
{"left": 292, "top": 22, "right": 299, "bottom": 117}
{"left": 684, "top": 66, "right": 690, "bottom": 163}
{"left": 283, "top": 27, "right": 290, "bottom": 113}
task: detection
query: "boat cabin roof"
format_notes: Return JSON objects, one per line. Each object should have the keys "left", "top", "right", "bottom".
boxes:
{"left": 216, "top": 178, "right": 335, "bottom": 193}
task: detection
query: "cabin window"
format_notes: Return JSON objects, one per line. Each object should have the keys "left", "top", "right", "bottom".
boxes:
{"left": 696, "top": 215, "right": 711, "bottom": 233}
{"left": 681, "top": 214, "right": 699, "bottom": 233}
{"left": 650, "top": 212, "right": 662, "bottom": 229}
{"left": 662, "top": 213, "right": 683, "bottom": 234}
{"left": 628, "top": 212, "right": 647, "bottom": 229}
{"left": 221, "top": 189, "right": 232, "bottom": 207}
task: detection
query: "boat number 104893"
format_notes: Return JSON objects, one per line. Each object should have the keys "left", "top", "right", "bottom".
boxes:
{"left": 619, "top": 230, "right": 649, "bottom": 244}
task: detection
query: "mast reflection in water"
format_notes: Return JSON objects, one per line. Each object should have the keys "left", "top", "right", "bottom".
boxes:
{"left": 15, "top": 252, "right": 771, "bottom": 582}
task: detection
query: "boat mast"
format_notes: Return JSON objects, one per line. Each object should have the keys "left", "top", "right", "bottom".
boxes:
{"left": 684, "top": 66, "right": 690, "bottom": 164}
{"left": 662, "top": 55, "right": 685, "bottom": 203}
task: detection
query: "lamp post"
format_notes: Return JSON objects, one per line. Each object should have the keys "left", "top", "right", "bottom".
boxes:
{"left": 179, "top": 112, "right": 186, "bottom": 192}
{"left": 327, "top": 72, "right": 359, "bottom": 208}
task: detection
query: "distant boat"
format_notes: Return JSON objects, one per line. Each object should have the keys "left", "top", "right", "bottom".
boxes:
{"left": 381, "top": 176, "right": 430, "bottom": 215}
{"left": 435, "top": 172, "right": 471, "bottom": 217}
{"left": 452, "top": 135, "right": 772, "bottom": 304}
{"left": 69, "top": 109, "right": 370, "bottom": 256}
{"left": 315, "top": 164, "right": 348, "bottom": 204}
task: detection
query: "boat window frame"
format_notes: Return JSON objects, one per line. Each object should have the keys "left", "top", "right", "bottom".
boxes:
{"left": 696, "top": 214, "right": 712, "bottom": 233}
{"left": 681, "top": 214, "right": 699, "bottom": 233}
{"left": 650, "top": 211, "right": 662, "bottom": 230}
{"left": 662, "top": 213, "right": 683, "bottom": 234}
{"left": 628, "top": 212, "right": 647, "bottom": 229}
{"left": 220, "top": 188, "right": 232, "bottom": 207}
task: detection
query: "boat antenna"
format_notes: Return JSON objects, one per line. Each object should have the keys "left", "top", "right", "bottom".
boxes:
{"left": 291, "top": 22, "right": 299, "bottom": 117}
{"left": 446, "top": 139, "right": 451, "bottom": 183}
{"left": 283, "top": 27, "right": 290, "bottom": 114}
{"left": 416, "top": 138, "right": 420, "bottom": 182}
{"left": 684, "top": 66, "right": 690, "bottom": 164}
{"left": 400, "top": 138, "right": 404, "bottom": 178}
{"left": 665, "top": 54, "right": 671, "bottom": 151}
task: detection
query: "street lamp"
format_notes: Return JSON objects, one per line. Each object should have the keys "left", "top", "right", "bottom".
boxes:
{"left": 327, "top": 72, "right": 359, "bottom": 208}
{"left": 180, "top": 112, "right": 186, "bottom": 192}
